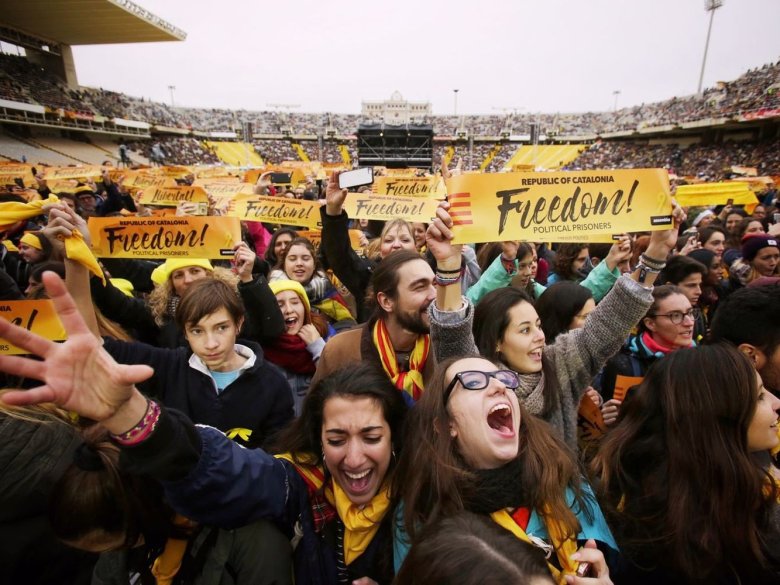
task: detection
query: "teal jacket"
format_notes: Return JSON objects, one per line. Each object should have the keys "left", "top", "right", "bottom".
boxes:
{"left": 392, "top": 485, "right": 618, "bottom": 572}
{"left": 466, "top": 255, "right": 620, "bottom": 305}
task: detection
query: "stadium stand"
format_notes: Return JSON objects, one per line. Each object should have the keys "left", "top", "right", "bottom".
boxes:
{"left": 205, "top": 141, "right": 264, "bottom": 166}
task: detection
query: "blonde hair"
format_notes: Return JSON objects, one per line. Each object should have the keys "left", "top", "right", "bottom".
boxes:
{"left": 147, "top": 266, "right": 239, "bottom": 326}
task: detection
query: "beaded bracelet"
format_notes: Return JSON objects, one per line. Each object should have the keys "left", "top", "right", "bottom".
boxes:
{"left": 639, "top": 253, "right": 666, "bottom": 269}
{"left": 436, "top": 264, "right": 463, "bottom": 274}
{"left": 435, "top": 274, "right": 462, "bottom": 287}
{"left": 110, "top": 399, "right": 161, "bottom": 446}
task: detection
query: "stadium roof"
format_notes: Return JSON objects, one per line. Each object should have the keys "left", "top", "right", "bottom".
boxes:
{"left": 0, "top": 0, "right": 186, "bottom": 46}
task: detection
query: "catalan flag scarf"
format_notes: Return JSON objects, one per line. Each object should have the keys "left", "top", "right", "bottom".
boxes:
{"left": 371, "top": 318, "right": 429, "bottom": 406}
{"left": 276, "top": 453, "right": 391, "bottom": 565}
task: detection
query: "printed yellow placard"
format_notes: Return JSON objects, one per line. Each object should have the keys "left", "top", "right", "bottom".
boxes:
{"left": 197, "top": 182, "right": 255, "bottom": 198}
{"left": 0, "top": 300, "right": 66, "bottom": 355}
{"left": 342, "top": 193, "right": 440, "bottom": 223}
{"left": 0, "top": 164, "right": 35, "bottom": 187}
{"left": 154, "top": 166, "right": 193, "bottom": 179}
{"left": 445, "top": 169, "right": 672, "bottom": 244}
{"left": 88, "top": 216, "right": 240, "bottom": 259}
{"left": 372, "top": 176, "right": 446, "bottom": 198}
{"left": 123, "top": 173, "right": 178, "bottom": 191}
{"left": 229, "top": 197, "right": 321, "bottom": 229}
{"left": 43, "top": 166, "right": 103, "bottom": 180}
{"left": 674, "top": 182, "right": 758, "bottom": 213}
{"left": 139, "top": 186, "right": 209, "bottom": 207}
{"left": 296, "top": 229, "right": 363, "bottom": 252}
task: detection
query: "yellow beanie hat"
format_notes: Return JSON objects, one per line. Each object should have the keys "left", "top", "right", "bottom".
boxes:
{"left": 269, "top": 279, "right": 311, "bottom": 320}
{"left": 20, "top": 232, "right": 43, "bottom": 250}
{"left": 151, "top": 258, "right": 213, "bottom": 286}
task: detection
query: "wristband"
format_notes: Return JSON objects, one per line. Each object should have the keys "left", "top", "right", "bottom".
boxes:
{"left": 640, "top": 253, "right": 667, "bottom": 268}
{"left": 435, "top": 266, "right": 462, "bottom": 274}
{"left": 435, "top": 274, "right": 462, "bottom": 287}
{"left": 110, "top": 399, "right": 161, "bottom": 446}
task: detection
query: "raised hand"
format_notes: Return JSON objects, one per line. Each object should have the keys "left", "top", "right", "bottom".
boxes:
{"left": 647, "top": 199, "right": 686, "bottom": 258}
{"left": 232, "top": 241, "right": 257, "bottom": 283}
{"left": 0, "top": 272, "right": 153, "bottom": 421}
{"left": 604, "top": 234, "right": 632, "bottom": 271}
{"left": 325, "top": 172, "right": 348, "bottom": 216}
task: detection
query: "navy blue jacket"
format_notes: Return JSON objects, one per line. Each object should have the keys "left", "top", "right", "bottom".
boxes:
{"left": 103, "top": 338, "right": 293, "bottom": 449}
{"left": 120, "top": 409, "right": 394, "bottom": 584}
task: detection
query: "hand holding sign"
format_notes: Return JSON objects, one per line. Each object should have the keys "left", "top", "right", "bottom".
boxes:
{"left": 232, "top": 241, "right": 256, "bottom": 283}
{"left": 645, "top": 199, "right": 686, "bottom": 259}
{"left": 325, "top": 172, "right": 348, "bottom": 216}
{"left": 604, "top": 234, "right": 632, "bottom": 271}
{"left": 0, "top": 271, "right": 153, "bottom": 420}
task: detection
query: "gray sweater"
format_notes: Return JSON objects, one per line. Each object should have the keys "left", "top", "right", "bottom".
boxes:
{"left": 429, "top": 275, "right": 653, "bottom": 450}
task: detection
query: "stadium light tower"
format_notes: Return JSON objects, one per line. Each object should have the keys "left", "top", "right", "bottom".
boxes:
{"left": 612, "top": 90, "right": 621, "bottom": 112}
{"left": 453, "top": 89, "right": 459, "bottom": 116}
{"left": 697, "top": 0, "right": 724, "bottom": 94}
{"left": 168, "top": 85, "right": 176, "bottom": 107}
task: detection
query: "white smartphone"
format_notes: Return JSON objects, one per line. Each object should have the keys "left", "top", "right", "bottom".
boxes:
{"left": 338, "top": 167, "right": 374, "bottom": 190}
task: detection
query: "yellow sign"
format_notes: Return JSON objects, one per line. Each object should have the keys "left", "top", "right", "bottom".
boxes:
{"left": 139, "top": 186, "right": 209, "bottom": 207}
{"left": 230, "top": 197, "right": 321, "bottom": 229}
{"left": 0, "top": 300, "right": 66, "bottom": 355}
{"left": 124, "top": 173, "right": 178, "bottom": 190}
{"left": 445, "top": 169, "right": 672, "bottom": 244}
{"left": 88, "top": 216, "right": 240, "bottom": 259}
{"left": 197, "top": 182, "right": 255, "bottom": 198}
{"left": 154, "top": 166, "right": 193, "bottom": 179}
{"left": 372, "top": 176, "right": 446, "bottom": 198}
{"left": 43, "top": 166, "right": 103, "bottom": 180}
{"left": 0, "top": 164, "right": 34, "bottom": 187}
{"left": 342, "top": 193, "right": 439, "bottom": 223}
{"left": 613, "top": 375, "right": 644, "bottom": 402}
{"left": 674, "top": 182, "right": 758, "bottom": 213}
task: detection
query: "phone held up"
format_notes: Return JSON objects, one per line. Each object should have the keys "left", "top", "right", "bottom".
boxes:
{"left": 338, "top": 167, "right": 374, "bottom": 190}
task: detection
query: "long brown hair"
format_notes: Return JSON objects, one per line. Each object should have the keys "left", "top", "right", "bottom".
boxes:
{"left": 592, "top": 344, "right": 778, "bottom": 581}
{"left": 393, "top": 355, "right": 586, "bottom": 541}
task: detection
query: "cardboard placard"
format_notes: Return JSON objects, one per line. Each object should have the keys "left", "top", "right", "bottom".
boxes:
{"left": 0, "top": 300, "right": 66, "bottom": 354}
{"left": 88, "top": 216, "right": 240, "bottom": 259}
{"left": 445, "top": 169, "right": 673, "bottom": 244}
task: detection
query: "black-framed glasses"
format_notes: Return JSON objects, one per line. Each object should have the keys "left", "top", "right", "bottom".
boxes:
{"left": 444, "top": 370, "right": 520, "bottom": 402}
{"left": 649, "top": 307, "right": 700, "bottom": 324}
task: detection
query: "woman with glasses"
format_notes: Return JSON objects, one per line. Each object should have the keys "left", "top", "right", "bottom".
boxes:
{"left": 599, "top": 285, "right": 697, "bottom": 424}
{"left": 422, "top": 200, "right": 684, "bottom": 451}
{"left": 393, "top": 355, "right": 617, "bottom": 584}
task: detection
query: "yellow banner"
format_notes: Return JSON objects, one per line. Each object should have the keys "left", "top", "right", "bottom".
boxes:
{"left": 445, "top": 169, "right": 672, "bottom": 244}
{"left": 88, "top": 216, "right": 240, "bottom": 259}
{"left": 372, "top": 176, "right": 446, "bottom": 198}
{"left": 229, "top": 197, "right": 321, "bottom": 229}
{"left": 123, "top": 172, "right": 178, "bottom": 190}
{"left": 43, "top": 165, "right": 104, "bottom": 180}
{"left": 0, "top": 164, "right": 35, "bottom": 187}
{"left": 0, "top": 300, "right": 66, "bottom": 355}
{"left": 342, "top": 193, "right": 439, "bottom": 223}
{"left": 153, "top": 166, "right": 193, "bottom": 179}
{"left": 674, "top": 182, "right": 758, "bottom": 213}
{"left": 139, "top": 186, "right": 209, "bottom": 207}
{"left": 197, "top": 182, "right": 255, "bottom": 198}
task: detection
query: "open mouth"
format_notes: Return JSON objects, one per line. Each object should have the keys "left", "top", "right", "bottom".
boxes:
{"left": 486, "top": 403, "right": 514, "bottom": 437}
{"left": 528, "top": 348, "right": 543, "bottom": 361}
{"left": 342, "top": 468, "right": 373, "bottom": 493}
{"left": 284, "top": 316, "right": 299, "bottom": 330}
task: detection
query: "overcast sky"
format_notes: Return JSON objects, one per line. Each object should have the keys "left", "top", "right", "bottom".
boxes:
{"left": 71, "top": 0, "right": 780, "bottom": 115}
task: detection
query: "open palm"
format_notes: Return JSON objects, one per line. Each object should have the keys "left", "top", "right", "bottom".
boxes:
{"left": 0, "top": 272, "right": 153, "bottom": 420}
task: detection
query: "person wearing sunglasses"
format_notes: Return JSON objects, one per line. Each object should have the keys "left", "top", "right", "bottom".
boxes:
{"left": 393, "top": 355, "right": 617, "bottom": 585}
{"left": 599, "top": 285, "right": 697, "bottom": 424}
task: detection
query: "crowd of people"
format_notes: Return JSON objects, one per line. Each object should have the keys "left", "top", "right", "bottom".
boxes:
{"left": 1, "top": 52, "right": 778, "bottom": 137}
{"left": 566, "top": 138, "right": 780, "bottom": 178}
{"left": 0, "top": 156, "right": 779, "bottom": 585}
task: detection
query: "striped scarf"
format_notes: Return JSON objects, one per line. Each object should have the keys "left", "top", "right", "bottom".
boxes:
{"left": 371, "top": 318, "right": 429, "bottom": 406}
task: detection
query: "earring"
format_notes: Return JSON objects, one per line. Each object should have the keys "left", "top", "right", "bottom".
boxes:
{"left": 391, "top": 444, "right": 396, "bottom": 460}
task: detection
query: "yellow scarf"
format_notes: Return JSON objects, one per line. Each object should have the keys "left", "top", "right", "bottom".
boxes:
{"left": 150, "top": 514, "right": 196, "bottom": 585}
{"left": 490, "top": 509, "right": 578, "bottom": 584}
{"left": 276, "top": 452, "right": 391, "bottom": 565}
{"left": 371, "top": 318, "right": 429, "bottom": 403}
{"left": 0, "top": 195, "right": 105, "bottom": 283}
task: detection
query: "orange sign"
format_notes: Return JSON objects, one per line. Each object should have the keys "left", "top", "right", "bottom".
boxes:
{"left": 0, "top": 300, "right": 66, "bottom": 354}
